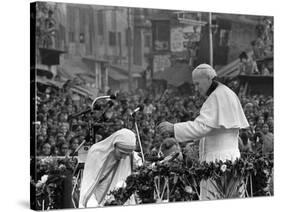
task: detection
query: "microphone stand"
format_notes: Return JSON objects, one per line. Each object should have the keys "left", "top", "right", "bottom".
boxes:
{"left": 132, "top": 113, "right": 145, "bottom": 163}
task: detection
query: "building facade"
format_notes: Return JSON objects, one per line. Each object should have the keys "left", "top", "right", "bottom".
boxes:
{"left": 51, "top": 3, "right": 154, "bottom": 93}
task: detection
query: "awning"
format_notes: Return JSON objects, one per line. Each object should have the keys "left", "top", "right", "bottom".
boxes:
{"left": 76, "top": 73, "right": 96, "bottom": 84}
{"left": 70, "top": 85, "right": 99, "bottom": 100}
{"left": 32, "top": 64, "right": 53, "bottom": 79}
{"left": 82, "top": 56, "right": 109, "bottom": 64}
{"left": 36, "top": 77, "right": 64, "bottom": 89}
{"left": 108, "top": 64, "right": 143, "bottom": 81}
{"left": 110, "top": 64, "right": 143, "bottom": 76}
{"left": 39, "top": 48, "right": 66, "bottom": 66}
{"left": 154, "top": 63, "right": 193, "bottom": 87}
{"left": 60, "top": 58, "right": 93, "bottom": 79}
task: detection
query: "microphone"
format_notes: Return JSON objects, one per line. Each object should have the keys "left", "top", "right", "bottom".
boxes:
{"left": 109, "top": 94, "right": 116, "bottom": 100}
{"left": 131, "top": 104, "right": 144, "bottom": 116}
{"left": 68, "top": 107, "right": 92, "bottom": 119}
{"left": 68, "top": 104, "right": 102, "bottom": 120}
{"left": 102, "top": 94, "right": 117, "bottom": 100}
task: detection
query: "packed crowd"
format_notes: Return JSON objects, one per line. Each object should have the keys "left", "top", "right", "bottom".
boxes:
{"left": 35, "top": 80, "right": 274, "bottom": 163}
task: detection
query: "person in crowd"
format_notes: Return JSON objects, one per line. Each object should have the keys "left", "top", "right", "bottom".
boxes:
{"left": 266, "top": 116, "right": 274, "bottom": 133}
{"left": 46, "top": 135, "right": 56, "bottom": 145}
{"left": 58, "top": 141, "right": 70, "bottom": 156}
{"left": 157, "top": 64, "right": 249, "bottom": 200}
{"left": 40, "top": 142, "right": 52, "bottom": 156}
{"left": 252, "top": 126, "right": 263, "bottom": 153}
{"left": 238, "top": 130, "right": 253, "bottom": 153}
{"left": 261, "top": 64, "right": 271, "bottom": 76}
{"left": 160, "top": 137, "right": 183, "bottom": 162}
{"left": 261, "top": 123, "right": 273, "bottom": 155}
{"left": 69, "top": 137, "right": 80, "bottom": 156}
{"left": 37, "top": 134, "right": 45, "bottom": 148}
{"left": 143, "top": 98, "right": 156, "bottom": 115}
{"left": 256, "top": 116, "right": 265, "bottom": 129}
{"left": 251, "top": 40, "right": 262, "bottom": 60}
{"left": 238, "top": 51, "right": 259, "bottom": 75}
{"left": 183, "top": 141, "right": 199, "bottom": 162}
{"left": 79, "top": 128, "right": 137, "bottom": 208}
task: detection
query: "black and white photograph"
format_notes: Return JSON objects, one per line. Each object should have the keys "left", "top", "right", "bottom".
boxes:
{"left": 30, "top": 1, "right": 274, "bottom": 211}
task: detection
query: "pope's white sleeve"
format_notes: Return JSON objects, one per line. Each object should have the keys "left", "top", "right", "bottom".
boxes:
{"left": 174, "top": 120, "right": 213, "bottom": 142}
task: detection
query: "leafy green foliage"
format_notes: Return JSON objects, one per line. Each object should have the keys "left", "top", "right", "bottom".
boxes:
{"left": 108, "top": 153, "right": 273, "bottom": 205}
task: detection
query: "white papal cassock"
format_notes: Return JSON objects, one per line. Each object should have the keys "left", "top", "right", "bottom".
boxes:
{"left": 174, "top": 84, "right": 249, "bottom": 200}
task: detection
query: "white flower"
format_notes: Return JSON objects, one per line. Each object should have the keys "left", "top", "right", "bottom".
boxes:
{"left": 263, "top": 170, "right": 269, "bottom": 176}
{"left": 41, "top": 175, "right": 48, "bottom": 184}
{"left": 220, "top": 164, "right": 227, "bottom": 172}
{"left": 35, "top": 175, "right": 48, "bottom": 188}
{"left": 58, "top": 164, "right": 66, "bottom": 170}
{"left": 36, "top": 182, "right": 44, "bottom": 188}
{"left": 115, "top": 180, "right": 126, "bottom": 189}
{"left": 184, "top": 186, "right": 193, "bottom": 194}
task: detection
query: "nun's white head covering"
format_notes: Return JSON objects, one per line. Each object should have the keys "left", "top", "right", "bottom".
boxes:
{"left": 79, "top": 128, "right": 136, "bottom": 207}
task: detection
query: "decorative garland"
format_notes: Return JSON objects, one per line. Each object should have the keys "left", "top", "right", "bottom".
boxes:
{"left": 107, "top": 153, "right": 273, "bottom": 205}
{"left": 31, "top": 153, "right": 273, "bottom": 209}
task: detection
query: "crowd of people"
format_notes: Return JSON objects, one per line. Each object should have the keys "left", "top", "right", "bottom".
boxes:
{"left": 35, "top": 77, "right": 273, "bottom": 163}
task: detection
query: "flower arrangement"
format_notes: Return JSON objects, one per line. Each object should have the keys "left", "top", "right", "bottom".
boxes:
{"left": 31, "top": 153, "right": 273, "bottom": 209}
{"left": 31, "top": 156, "right": 77, "bottom": 210}
{"left": 107, "top": 153, "right": 273, "bottom": 205}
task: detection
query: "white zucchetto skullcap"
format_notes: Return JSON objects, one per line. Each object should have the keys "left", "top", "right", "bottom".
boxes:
{"left": 192, "top": 63, "right": 217, "bottom": 79}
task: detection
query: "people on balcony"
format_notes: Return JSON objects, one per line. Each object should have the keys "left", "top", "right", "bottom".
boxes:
{"left": 238, "top": 52, "right": 259, "bottom": 75}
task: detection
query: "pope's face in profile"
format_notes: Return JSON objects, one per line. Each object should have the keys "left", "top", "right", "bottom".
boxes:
{"left": 114, "top": 147, "right": 132, "bottom": 160}
{"left": 192, "top": 72, "right": 212, "bottom": 96}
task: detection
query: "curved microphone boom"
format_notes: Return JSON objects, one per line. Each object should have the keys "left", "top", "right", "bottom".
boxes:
{"left": 68, "top": 95, "right": 116, "bottom": 120}
{"left": 68, "top": 107, "right": 92, "bottom": 119}
{"left": 91, "top": 94, "right": 116, "bottom": 109}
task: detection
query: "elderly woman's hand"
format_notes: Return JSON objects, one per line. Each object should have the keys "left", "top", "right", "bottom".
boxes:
{"left": 157, "top": 121, "right": 174, "bottom": 136}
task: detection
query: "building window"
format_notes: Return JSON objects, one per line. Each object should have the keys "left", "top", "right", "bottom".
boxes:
{"left": 118, "top": 32, "right": 122, "bottom": 57}
{"left": 69, "top": 31, "right": 75, "bottom": 42}
{"left": 133, "top": 28, "right": 142, "bottom": 65}
{"left": 109, "top": 31, "right": 116, "bottom": 46}
{"left": 144, "top": 34, "right": 151, "bottom": 47}
{"left": 219, "top": 29, "right": 229, "bottom": 46}
{"left": 79, "top": 33, "right": 85, "bottom": 43}
{"left": 125, "top": 28, "right": 132, "bottom": 47}
{"left": 98, "top": 10, "right": 104, "bottom": 36}
{"left": 67, "top": 6, "right": 75, "bottom": 42}
{"left": 152, "top": 20, "right": 170, "bottom": 51}
{"left": 79, "top": 8, "right": 86, "bottom": 32}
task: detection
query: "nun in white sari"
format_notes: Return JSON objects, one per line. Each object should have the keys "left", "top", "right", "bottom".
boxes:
{"left": 79, "top": 128, "right": 137, "bottom": 208}
{"left": 158, "top": 64, "right": 249, "bottom": 200}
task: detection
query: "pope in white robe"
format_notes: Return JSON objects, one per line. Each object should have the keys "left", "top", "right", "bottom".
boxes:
{"left": 158, "top": 64, "right": 249, "bottom": 200}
